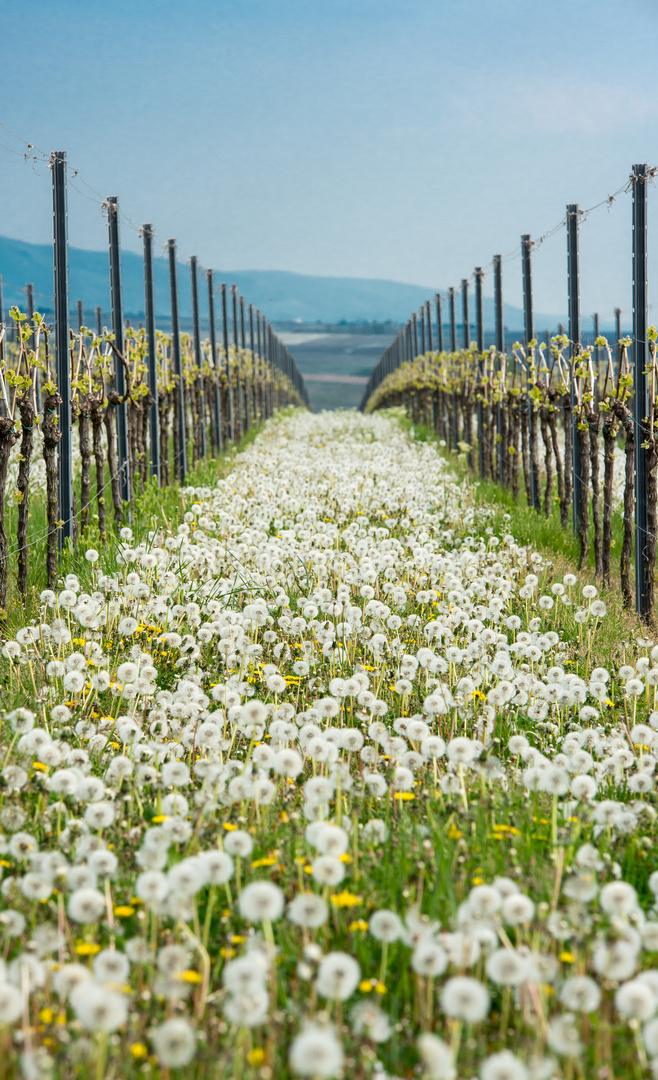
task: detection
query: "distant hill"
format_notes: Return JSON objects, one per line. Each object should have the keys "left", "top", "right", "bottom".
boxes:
{"left": 0, "top": 235, "right": 567, "bottom": 329}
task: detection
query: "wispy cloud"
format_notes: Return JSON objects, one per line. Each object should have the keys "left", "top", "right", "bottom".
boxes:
{"left": 445, "top": 78, "right": 658, "bottom": 138}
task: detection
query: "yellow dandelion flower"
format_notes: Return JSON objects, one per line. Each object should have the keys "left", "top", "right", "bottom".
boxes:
{"left": 75, "top": 942, "right": 101, "bottom": 956}
{"left": 330, "top": 890, "right": 362, "bottom": 909}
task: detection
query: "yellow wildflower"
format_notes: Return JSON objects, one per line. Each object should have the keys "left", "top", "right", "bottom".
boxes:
{"left": 176, "top": 970, "right": 203, "bottom": 984}
{"left": 75, "top": 942, "right": 101, "bottom": 956}
{"left": 330, "top": 890, "right": 362, "bottom": 908}
{"left": 349, "top": 920, "right": 368, "bottom": 932}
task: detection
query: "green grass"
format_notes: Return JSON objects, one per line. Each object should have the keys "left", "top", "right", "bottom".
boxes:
{"left": 1, "top": 407, "right": 656, "bottom": 1079}
{"left": 389, "top": 411, "right": 642, "bottom": 640}
{"left": 3, "top": 416, "right": 276, "bottom": 631}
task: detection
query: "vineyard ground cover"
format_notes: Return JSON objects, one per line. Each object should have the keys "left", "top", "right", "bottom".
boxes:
{"left": 387, "top": 408, "right": 640, "bottom": 670}
{"left": 3, "top": 410, "right": 658, "bottom": 1077}
{"left": 3, "top": 418, "right": 270, "bottom": 631}
{"left": 393, "top": 410, "right": 628, "bottom": 572}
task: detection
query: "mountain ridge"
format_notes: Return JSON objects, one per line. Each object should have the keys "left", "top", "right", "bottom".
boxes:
{"left": 0, "top": 235, "right": 568, "bottom": 329}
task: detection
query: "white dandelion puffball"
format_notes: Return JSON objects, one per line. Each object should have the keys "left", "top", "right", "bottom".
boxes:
{"left": 70, "top": 982, "right": 128, "bottom": 1032}
{"left": 238, "top": 881, "right": 285, "bottom": 923}
{"left": 289, "top": 1022, "right": 343, "bottom": 1078}
{"left": 67, "top": 887, "right": 107, "bottom": 924}
{"left": 0, "top": 984, "right": 22, "bottom": 1025}
{"left": 316, "top": 952, "right": 360, "bottom": 1001}
{"left": 417, "top": 1032, "right": 454, "bottom": 1080}
{"left": 288, "top": 892, "right": 329, "bottom": 929}
{"left": 440, "top": 976, "right": 490, "bottom": 1023}
{"left": 480, "top": 1050, "right": 528, "bottom": 1080}
{"left": 151, "top": 1018, "right": 197, "bottom": 1067}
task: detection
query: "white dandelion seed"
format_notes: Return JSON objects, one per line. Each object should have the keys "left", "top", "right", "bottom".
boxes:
{"left": 239, "top": 881, "right": 285, "bottom": 923}
{"left": 151, "top": 1018, "right": 197, "bottom": 1067}
{"left": 440, "top": 976, "right": 490, "bottom": 1023}
{"left": 289, "top": 1022, "right": 343, "bottom": 1078}
{"left": 316, "top": 951, "right": 360, "bottom": 1001}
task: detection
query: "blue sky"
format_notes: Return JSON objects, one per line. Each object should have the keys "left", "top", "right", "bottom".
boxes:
{"left": 1, "top": 0, "right": 657, "bottom": 320}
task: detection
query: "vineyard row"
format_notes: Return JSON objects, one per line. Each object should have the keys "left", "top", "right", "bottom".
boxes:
{"left": 362, "top": 164, "right": 658, "bottom": 625}
{"left": 0, "top": 151, "right": 308, "bottom": 610}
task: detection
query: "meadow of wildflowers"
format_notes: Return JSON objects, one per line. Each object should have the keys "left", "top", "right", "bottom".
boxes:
{"left": 1, "top": 408, "right": 658, "bottom": 1079}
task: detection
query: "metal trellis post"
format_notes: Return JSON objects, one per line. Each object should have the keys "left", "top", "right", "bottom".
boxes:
{"left": 633, "top": 164, "right": 650, "bottom": 617}
{"left": 26, "top": 282, "right": 40, "bottom": 405}
{"left": 190, "top": 256, "right": 207, "bottom": 458}
{"left": 168, "top": 239, "right": 187, "bottom": 481}
{"left": 52, "top": 150, "right": 73, "bottom": 550}
{"left": 449, "top": 288, "right": 457, "bottom": 353}
{"left": 521, "top": 234, "right": 539, "bottom": 509}
{"left": 207, "top": 270, "right": 222, "bottom": 452}
{"left": 240, "top": 295, "right": 250, "bottom": 430}
{"left": 436, "top": 293, "right": 444, "bottom": 353}
{"left": 461, "top": 279, "right": 469, "bottom": 350}
{"left": 142, "top": 223, "right": 159, "bottom": 483}
{"left": 107, "top": 195, "right": 130, "bottom": 504}
{"left": 493, "top": 254, "right": 504, "bottom": 486}
{"left": 593, "top": 312, "right": 600, "bottom": 399}
{"left": 615, "top": 307, "right": 622, "bottom": 364}
{"left": 231, "top": 285, "right": 241, "bottom": 436}
{"left": 567, "top": 204, "right": 582, "bottom": 536}
{"left": 221, "top": 284, "right": 233, "bottom": 439}
{"left": 475, "top": 267, "right": 485, "bottom": 477}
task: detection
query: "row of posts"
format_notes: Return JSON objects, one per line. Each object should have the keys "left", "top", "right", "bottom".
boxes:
{"left": 361, "top": 164, "right": 652, "bottom": 618}
{"left": 48, "top": 151, "right": 308, "bottom": 548}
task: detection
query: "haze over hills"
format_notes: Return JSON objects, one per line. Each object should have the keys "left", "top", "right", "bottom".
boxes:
{"left": 0, "top": 236, "right": 569, "bottom": 329}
